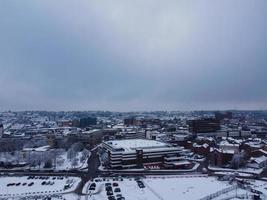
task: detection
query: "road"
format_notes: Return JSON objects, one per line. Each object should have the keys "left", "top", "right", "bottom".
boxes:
{"left": 87, "top": 149, "right": 100, "bottom": 178}
{"left": 74, "top": 148, "right": 101, "bottom": 194}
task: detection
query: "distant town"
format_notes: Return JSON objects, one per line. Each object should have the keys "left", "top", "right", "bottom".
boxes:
{"left": 0, "top": 110, "right": 267, "bottom": 199}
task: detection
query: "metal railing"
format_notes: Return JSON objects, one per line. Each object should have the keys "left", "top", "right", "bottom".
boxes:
{"left": 199, "top": 185, "right": 238, "bottom": 200}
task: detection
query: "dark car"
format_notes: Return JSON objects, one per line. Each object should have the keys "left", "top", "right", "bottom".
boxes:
{"left": 28, "top": 182, "right": 34, "bottom": 186}
{"left": 137, "top": 181, "right": 145, "bottom": 188}
{"left": 106, "top": 190, "right": 113, "bottom": 196}
{"left": 108, "top": 196, "right": 116, "bottom": 200}
{"left": 91, "top": 183, "right": 96, "bottom": 187}
{"left": 105, "top": 186, "right": 112, "bottom": 191}
{"left": 89, "top": 186, "right": 95, "bottom": 191}
{"left": 89, "top": 185, "right": 96, "bottom": 190}
{"left": 113, "top": 182, "right": 119, "bottom": 187}
{"left": 64, "top": 184, "right": 70, "bottom": 190}
{"left": 114, "top": 188, "right": 121, "bottom": 193}
{"left": 105, "top": 183, "right": 111, "bottom": 187}
{"left": 138, "top": 184, "right": 145, "bottom": 188}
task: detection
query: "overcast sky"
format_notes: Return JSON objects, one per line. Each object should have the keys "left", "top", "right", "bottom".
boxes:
{"left": 0, "top": 1, "right": 266, "bottom": 111}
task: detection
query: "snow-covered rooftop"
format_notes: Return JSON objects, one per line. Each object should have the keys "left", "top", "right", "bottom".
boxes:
{"left": 23, "top": 145, "right": 50, "bottom": 152}
{"left": 104, "top": 139, "right": 170, "bottom": 151}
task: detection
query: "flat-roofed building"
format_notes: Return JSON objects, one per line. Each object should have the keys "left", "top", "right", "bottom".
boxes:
{"left": 187, "top": 118, "right": 220, "bottom": 134}
{"left": 101, "top": 139, "right": 189, "bottom": 169}
{"left": 121, "top": 130, "right": 146, "bottom": 139}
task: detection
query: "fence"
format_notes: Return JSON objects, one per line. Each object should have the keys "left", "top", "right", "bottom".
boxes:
{"left": 199, "top": 185, "right": 238, "bottom": 200}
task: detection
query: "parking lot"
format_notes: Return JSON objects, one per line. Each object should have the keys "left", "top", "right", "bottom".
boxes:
{"left": 83, "top": 175, "right": 240, "bottom": 200}
{"left": 0, "top": 175, "right": 81, "bottom": 199}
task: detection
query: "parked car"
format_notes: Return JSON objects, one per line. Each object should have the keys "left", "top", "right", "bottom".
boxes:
{"left": 89, "top": 185, "right": 96, "bottom": 190}
{"left": 106, "top": 190, "right": 113, "bottom": 196}
{"left": 105, "top": 183, "right": 111, "bottom": 187}
{"left": 28, "top": 182, "right": 34, "bottom": 186}
{"left": 137, "top": 181, "right": 145, "bottom": 188}
{"left": 64, "top": 184, "right": 70, "bottom": 190}
{"left": 113, "top": 182, "right": 119, "bottom": 187}
{"left": 108, "top": 196, "right": 116, "bottom": 200}
{"left": 91, "top": 183, "right": 96, "bottom": 187}
{"left": 114, "top": 188, "right": 121, "bottom": 193}
{"left": 105, "top": 186, "right": 112, "bottom": 192}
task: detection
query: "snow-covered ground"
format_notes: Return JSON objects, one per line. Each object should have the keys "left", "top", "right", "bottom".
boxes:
{"left": 53, "top": 150, "right": 90, "bottom": 170}
{"left": 83, "top": 175, "right": 250, "bottom": 200}
{"left": 0, "top": 175, "right": 81, "bottom": 199}
{"left": 1, "top": 175, "right": 267, "bottom": 200}
{"left": 214, "top": 171, "right": 255, "bottom": 178}
{"left": 208, "top": 165, "right": 264, "bottom": 175}
{"left": 0, "top": 149, "right": 90, "bottom": 171}
{"left": 246, "top": 179, "right": 267, "bottom": 197}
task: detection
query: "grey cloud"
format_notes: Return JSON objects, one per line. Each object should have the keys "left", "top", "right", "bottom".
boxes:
{"left": 0, "top": 0, "right": 266, "bottom": 111}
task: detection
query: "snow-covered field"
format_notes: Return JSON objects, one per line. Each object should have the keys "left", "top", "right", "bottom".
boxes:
{"left": 53, "top": 150, "right": 90, "bottom": 170}
{"left": 0, "top": 175, "right": 81, "bottom": 199}
{"left": 0, "top": 149, "right": 90, "bottom": 171}
{"left": 83, "top": 175, "right": 244, "bottom": 200}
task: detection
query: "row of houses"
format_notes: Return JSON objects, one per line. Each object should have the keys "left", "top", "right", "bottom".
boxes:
{"left": 184, "top": 137, "right": 267, "bottom": 169}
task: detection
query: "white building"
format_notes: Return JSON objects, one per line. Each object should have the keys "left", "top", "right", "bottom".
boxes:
{"left": 101, "top": 139, "right": 189, "bottom": 169}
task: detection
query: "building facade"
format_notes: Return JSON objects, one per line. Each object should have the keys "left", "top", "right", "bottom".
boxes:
{"left": 187, "top": 118, "right": 220, "bottom": 134}
{"left": 101, "top": 139, "right": 190, "bottom": 169}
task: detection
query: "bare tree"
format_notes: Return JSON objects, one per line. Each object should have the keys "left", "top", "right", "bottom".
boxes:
{"left": 231, "top": 151, "right": 246, "bottom": 169}
{"left": 71, "top": 158, "right": 79, "bottom": 168}
{"left": 67, "top": 148, "right": 77, "bottom": 161}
